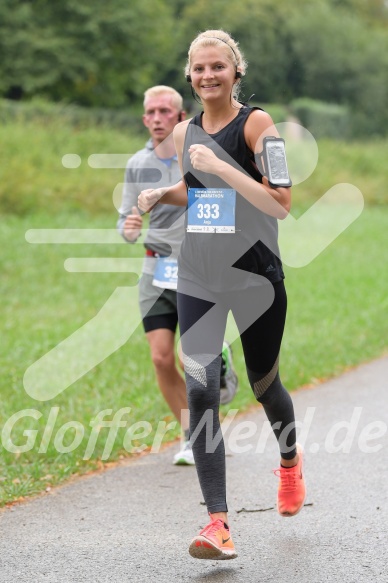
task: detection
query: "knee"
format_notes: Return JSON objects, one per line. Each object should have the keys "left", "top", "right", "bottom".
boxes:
{"left": 188, "top": 383, "right": 218, "bottom": 410}
{"left": 185, "top": 355, "right": 222, "bottom": 409}
{"left": 151, "top": 348, "right": 175, "bottom": 372}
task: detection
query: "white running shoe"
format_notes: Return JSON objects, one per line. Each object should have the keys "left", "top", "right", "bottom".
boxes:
{"left": 220, "top": 341, "right": 238, "bottom": 405}
{"left": 173, "top": 440, "right": 195, "bottom": 466}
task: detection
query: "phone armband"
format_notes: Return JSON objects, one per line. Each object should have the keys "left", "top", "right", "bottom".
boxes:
{"left": 262, "top": 136, "right": 292, "bottom": 188}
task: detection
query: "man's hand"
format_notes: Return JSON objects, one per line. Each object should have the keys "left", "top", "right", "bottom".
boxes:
{"left": 123, "top": 206, "right": 142, "bottom": 241}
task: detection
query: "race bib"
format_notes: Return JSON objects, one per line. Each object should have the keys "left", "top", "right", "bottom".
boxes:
{"left": 152, "top": 257, "right": 178, "bottom": 290}
{"left": 187, "top": 188, "right": 236, "bottom": 233}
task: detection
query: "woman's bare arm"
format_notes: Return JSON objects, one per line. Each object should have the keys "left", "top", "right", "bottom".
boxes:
{"left": 138, "top": 120, "right": 190, "bottom": 213}
{"left": 138, "top": 180, "right": 187, "bottom": 213}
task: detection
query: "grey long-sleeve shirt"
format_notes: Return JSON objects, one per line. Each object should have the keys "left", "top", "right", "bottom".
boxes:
{"left": 117, "top": 139, "right": 185, "bottom": 275}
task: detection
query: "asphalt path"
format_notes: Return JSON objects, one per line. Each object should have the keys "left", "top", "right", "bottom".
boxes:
{"left": 1, "top": 357, "right": 387, "bottom": 583}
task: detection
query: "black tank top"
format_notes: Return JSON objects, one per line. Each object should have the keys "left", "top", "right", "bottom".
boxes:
{"left": 178, "top": 106, "right": 284, "bottom": 292}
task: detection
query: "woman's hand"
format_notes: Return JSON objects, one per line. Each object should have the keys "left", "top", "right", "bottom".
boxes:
{"left": 138, "top": 188, "right": 165, "bottom": 213}
{"left": 189, "top": 144, "right": 224, "bottom": 175}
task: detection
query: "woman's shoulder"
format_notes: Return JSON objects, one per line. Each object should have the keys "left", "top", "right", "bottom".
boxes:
{"left": 244, "top": 108, "right": 277, "bottom": 152}
{"left": 173, "top": 114, "right": 203, "bottom": 144}
{"left": 172, "top": 118, "right": 194, "bottom": 154}
{"left": 246, "top": 107, "right": 274, "bottom": 127}
{"left": 173, "top": 118, "right": 190, "bottom": 139}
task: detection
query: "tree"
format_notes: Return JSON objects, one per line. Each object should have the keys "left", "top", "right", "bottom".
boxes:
{"left": 0, "top": 0, "right": 176, "bottom": 106}
{"left": 1, "top": 0, "right": 387, "bottom": 135}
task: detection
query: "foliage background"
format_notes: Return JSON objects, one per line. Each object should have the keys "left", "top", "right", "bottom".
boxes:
{"left": 1, "top": 0, "right": 388, "bottom": 136}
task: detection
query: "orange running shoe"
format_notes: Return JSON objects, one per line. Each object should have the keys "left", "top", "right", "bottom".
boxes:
{"left": 189, "top": 514, "right": 237, "bottom": 560}
{"left": 274, "top": 443, "right": 306, "bottom": 517}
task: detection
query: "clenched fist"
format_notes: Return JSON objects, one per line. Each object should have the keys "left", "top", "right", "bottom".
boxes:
{"left": 123, "top": 206, "right": 142, "bottom": 242}
{"left": 188, "top": 144, "right": 223, "bottom": 175}
{"left": 138, "top": 188, "right": 165, "bottom": 213}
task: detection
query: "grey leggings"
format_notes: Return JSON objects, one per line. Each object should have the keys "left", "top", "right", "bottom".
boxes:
{"left": 177, "top": 279, "right": 297, "bottom": 514}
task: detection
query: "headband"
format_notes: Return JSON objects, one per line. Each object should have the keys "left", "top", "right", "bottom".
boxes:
{"left": 209, "top": 36, "right": 237, "bottom": 61}
{"left": 205, "top": 36, "right": 238, "bottom": 62}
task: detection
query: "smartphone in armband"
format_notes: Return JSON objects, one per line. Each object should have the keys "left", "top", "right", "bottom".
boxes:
{"left": 263, "top": 136, "right": 292, "bottom": 188}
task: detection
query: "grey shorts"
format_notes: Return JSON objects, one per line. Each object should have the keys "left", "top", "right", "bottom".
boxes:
{"left": 138, "top": 272, "right": 178, "bottom": 320}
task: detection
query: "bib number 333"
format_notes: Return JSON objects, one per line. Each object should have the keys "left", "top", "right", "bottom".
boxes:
{"left": 197, "top": 203, "right": 220, "bottom": 220}
{"left": 187, "top": 188, "right": 236, "bottom": 233}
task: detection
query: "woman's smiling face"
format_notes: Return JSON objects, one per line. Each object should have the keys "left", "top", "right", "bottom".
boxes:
{"left": 189, "top": 46, "right": 236, "bottom": 101}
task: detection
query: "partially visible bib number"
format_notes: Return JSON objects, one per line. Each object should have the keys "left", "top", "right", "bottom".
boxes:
{"left": 187, "top": 188, "right": 236, "bottom": 233}
{"left": 152, "top": 257, "right": 178, "bottom": 290}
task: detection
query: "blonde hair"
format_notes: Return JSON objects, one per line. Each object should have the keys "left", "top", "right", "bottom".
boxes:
{"left": 184, "top": 30, "right": 247, "bottom": 100}
{"left": 143, "top": 85, "right": 183, "bottom": 111}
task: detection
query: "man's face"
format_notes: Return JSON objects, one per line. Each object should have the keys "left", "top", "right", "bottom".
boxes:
{"left": 143, "top": 94, "right": 181, "bottom": 145}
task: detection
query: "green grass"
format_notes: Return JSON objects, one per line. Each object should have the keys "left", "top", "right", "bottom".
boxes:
{"left": 282, "top": 207, "right": 388, "bottom": 387}
{"left": 1, "top": 206, "right": 387, "bottom": 506}
{"left": 293, "top": 138, "right": 388, "bottom": 207}
{"left": 0, "top": 120, "right": 147, "bottom": 215}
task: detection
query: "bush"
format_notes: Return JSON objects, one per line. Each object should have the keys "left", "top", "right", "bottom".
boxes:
{"left": 0, "top": 98, "right": 145, "bottom": 132}
{"left": 290, "top": 98, "right": 350, "bottom": 140}
{"left": 254, "top": 103, "right": 289, "bottom": 124}
{"left": 0, "top": 112, "right": 147, "bottom": 216}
